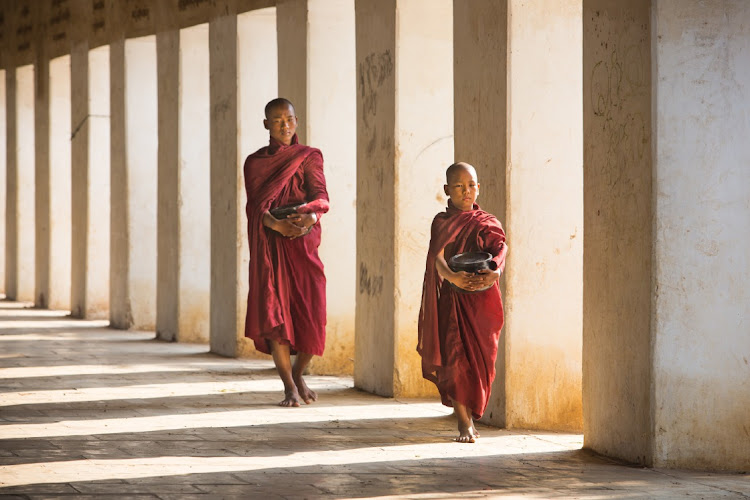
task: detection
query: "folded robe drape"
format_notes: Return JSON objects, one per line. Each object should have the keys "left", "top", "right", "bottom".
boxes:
{"left": 417, "top": 201, "right": 507, "bottom": 419}
{"left": 243, "top": 134, "right": 329, "bottom": 356}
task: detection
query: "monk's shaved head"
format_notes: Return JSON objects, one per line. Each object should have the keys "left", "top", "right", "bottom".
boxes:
{"left": 446, "top": 162, "right": 477, "bottom": 184}
{"left": 264, "top": 97, "right": 295, "bottom": 119}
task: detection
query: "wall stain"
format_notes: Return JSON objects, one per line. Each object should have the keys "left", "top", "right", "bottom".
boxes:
{"left": 358, "top": 50, "right": 393, "bottom": 128}
{"left": 359, "top": 263, "right": 383, "bottom": 296}
{"left": 590, "top": 32, "right": 650, "bottom": 191}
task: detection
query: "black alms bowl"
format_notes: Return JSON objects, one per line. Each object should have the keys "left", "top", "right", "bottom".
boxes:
{"left": 447, "top": 251, "right": 494, "bottom": 294}
{"left": 448, "top": 251, "right": 494, "bottom": 274}
{"left": 269, "top": 203, "right": 307, "bottom": 219}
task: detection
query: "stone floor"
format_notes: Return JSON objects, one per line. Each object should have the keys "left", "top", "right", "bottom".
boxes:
{"left": 0, "top": 301, "right": 747, "bottom": 499}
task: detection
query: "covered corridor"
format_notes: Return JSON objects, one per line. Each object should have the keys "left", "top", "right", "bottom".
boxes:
{"left": 1, "top": 0, "right": 749, "bottom": 480}
{"left": 1, "top": 300, "right": 748, "bottom": 498}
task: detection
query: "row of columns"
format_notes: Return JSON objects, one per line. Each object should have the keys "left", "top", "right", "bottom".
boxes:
{"left": 1, "top": 0, "right": 747, "bottom": 471}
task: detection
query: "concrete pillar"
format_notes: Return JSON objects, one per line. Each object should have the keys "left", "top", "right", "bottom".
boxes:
{"left": 234, "top": 8, "right": 278, "bottom": 357}
{"left": 453, "top": 0, "right": 508, "bottom": 426}
{"left": 209, "top": 14, "right": 241, "bottom": 356}
{"left": 504, "top": 0, "right": 583, "bottom": 431}
{"left": 275, "top": 0, "right": 357, "bottom": 374}
{"left": 156, "top": 23, "right": 210, "bottom": 343}
{"left": 156, "top": 29, "right": 179, "bottom": 342}
{"left": 650, "top": 0, "right": 749, "bottom": 471}
{"left": 0, "top": 70, "right": 6, "bottom": 294}
{"left": 46, "top": 54, "right": 72, "bottom": 311}
{"left": 110, "top": 36, "right": 158, "bottom": 330}
{"left": 70, "top": 44, "right": 111, "bottom": 319}
{"left": 4, "top": 70, "right": 15, "bottom": 299}
{"left": 583, "top": 0, "right": 653, "bottom": 465}
{"left": 15, "top": 64, "right": 35, "bottom": 303}
{"left": 34, "top": 57, "right": 50, "bottom": 308}
{"left": 355, "top": 0, "right": 453, "bottom": 397}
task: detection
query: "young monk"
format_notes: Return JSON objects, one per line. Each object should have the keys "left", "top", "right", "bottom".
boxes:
{"left": 417, "top": 162, "right": 508, "bottom": 442}
{"left": 243, "top": 97, "right": 329, "bottom": 407}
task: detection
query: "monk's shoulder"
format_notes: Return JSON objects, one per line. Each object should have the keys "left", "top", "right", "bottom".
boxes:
{"left": 244, "top": 146, "right": 269, "bottom": 166}
{"left": 298, "top": 145, "right": 323, "bottom": 162}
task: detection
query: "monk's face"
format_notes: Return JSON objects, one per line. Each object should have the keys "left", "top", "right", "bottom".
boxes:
{"left": 264, "top": 104, "right": 298, "bottom": 145}
{"left": 444, "top": 167, "right": 479, "bottom": 211}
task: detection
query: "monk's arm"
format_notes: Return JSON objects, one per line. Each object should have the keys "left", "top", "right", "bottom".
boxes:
{"left": 295, "top": 151, "right": 329, "bottom": 225}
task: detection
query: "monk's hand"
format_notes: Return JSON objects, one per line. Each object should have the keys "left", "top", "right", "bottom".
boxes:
{"left": 285, "top": 213, "right": 317, "bottom": 239}
{"left": 475, "top": 269, "right": 501, "bottom": 289}
{"left": 450, "top": 271, "right": 478, "bottom": 291}
{"left": 272, "top": 217, "right": 307, "bottom": 238}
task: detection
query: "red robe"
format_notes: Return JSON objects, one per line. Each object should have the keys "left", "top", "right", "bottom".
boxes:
{"left": 417, "top": 201, "right": 507, "bottom": 419}
{"left": 243, "top": 134, "right": 329, "bottom": 356}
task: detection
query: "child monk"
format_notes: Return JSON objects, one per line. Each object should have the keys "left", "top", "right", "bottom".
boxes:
{"left": 243, "top": 98, "right": 329, "bottom": 407}
{"left": 417, "top": 162, "right": 508, "bottom": 442}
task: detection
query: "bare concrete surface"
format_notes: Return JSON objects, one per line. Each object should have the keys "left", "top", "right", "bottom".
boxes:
{"left": 0, "top": 300, "right": 747, "bottom": 499}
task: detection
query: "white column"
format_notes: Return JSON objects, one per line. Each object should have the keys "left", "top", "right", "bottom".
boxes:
{"left": 110, "top": 36, "right": 157, "bottom": 330}
{"left": 16, "top": 65, "right": 35, "bottom": 303}
{"left": 47, "top": 55, "right": 72, "bottom": 311}
{"left": 652, "top": 0, "right": 750, "bottom": 471}
{"left": 209, "top": 14, "right": 241, "bottom": 356}
{"left": 0, "top": 70, "right": 5, "bottom": 294}
{"left": 504, "top": 0, "right": 583, "bottom": 431}
{"left": 355, "top": 0, "right": 453, "bottom": 397}
{"left": 218, "top": 8, "right": 278, "bottom": 356}
{"left": 583, "top": 0, "right": 653, "bottom": 465}
{"left": 72, "top": 44, "right": 110, "bottom": 320}
{"left": 453, "top": 0, "right": 508, "bottom": 425}
{"left": 4, "top": 70, "right": 14, "bottom": 299}
{"left": 275, "top": 0, "right": 357, "bottom": 374}
{"left": 177, "top": 23, "right": 210, "bottom": 342}
{"left": 87, "top": 46, "right": 111, "bottom": 318}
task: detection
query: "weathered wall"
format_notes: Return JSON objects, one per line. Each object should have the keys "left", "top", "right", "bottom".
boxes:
{"left": 234, "top": 7, "right": 278, "bottom": 357}
{"left": 15, "top": 64, "right": 35, "bottom": 303}
{"left": 33, "top": 54, "right": 50, "bottom": 309}
{"left": 47, "top": 54, "right": 72, "bottom": 311}
{"left": 583, "top": 0, "right": 653, "bottom": 464}
{"left": 177, "top": 23, "right": 211, "bottom": 342}
{"left": 651, "top": 0, "right": 750, "bottom": 471}
{"left": 453, "top": 0, "right": 509, "bottom": 426}
{"left": 84, "top": 45, "right": 110, "bottom": 319}
{"left": 355, "top": 0, "right": 451, "bottom": 397}
{"left": 306, "top": 0, "right": 357, "bottom": 376}
{"left": 209, "top": 13, "right": 241, "bottom": 356}
{"left": 393, "top": 0, "right": 453, "bottom": 396}
{"left": 505, "top": 0, "right": 583, "bottom": 432}
{"left": 109, "top": 36, "right": 158, "bottom": 330}
{"left": 4, "top": 70, "right": 16, "bottom": 300}
{"left": 0, "top": 71, "right": 5, "bottom": 294}
{"left": 354, "top": 0, "right": 397, "bottom": 395}
{"left": 156, "top": 28, "right": 180, "bottom": 341}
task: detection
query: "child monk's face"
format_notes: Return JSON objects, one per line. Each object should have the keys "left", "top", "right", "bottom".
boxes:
{"left": 264, "top": 103, "right": 298, "bottom": 145}
{"left": 444, "top": 164, "right": 479, "bottom": 211}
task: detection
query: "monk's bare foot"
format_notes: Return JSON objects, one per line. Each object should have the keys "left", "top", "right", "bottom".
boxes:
{"left": 293, "top": 374, "right": 317, "bottom": 404}
{"left": 453, "top": 400, "right": 477, "bottom": 443}
{"left": 456, "top": 423, "right": 477, "bottom": 443}
{"left": 279, "top": 388, "right": 302, "bottom": 407}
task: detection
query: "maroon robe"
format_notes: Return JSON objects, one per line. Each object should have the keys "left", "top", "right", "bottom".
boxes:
{"left": 244, "top": 134, "right": 329, "bottom": 356}
{"left": 417, "top": 201, "right": 508, "bottom": 419}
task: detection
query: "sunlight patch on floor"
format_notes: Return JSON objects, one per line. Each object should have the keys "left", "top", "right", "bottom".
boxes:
{"left": 0, "top": 434, "right": 583, "bottom": 488}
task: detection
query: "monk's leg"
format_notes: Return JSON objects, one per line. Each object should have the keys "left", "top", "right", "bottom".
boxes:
{"left": 452, "top": 400, "right": 478, "bottom": 443}
{"left": 292, "top": 352, "right": 317, "bottom": 404}
{"left": 270, "top": 340, "right": 301, "bottom": 407}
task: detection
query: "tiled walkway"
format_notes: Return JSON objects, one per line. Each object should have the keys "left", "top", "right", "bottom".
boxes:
{"left": 0, "top": 301, "right": 747, "bottom": 499}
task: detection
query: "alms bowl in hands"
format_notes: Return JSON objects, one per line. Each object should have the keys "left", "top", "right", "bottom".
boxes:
{"left": 448, "top": 251, "right": 493, "bottom": 274}
{"left": 269, "top": 203, "right": 307, "bottom": 219}
{"left": 447, "top": 251, "right": 494, "bottom": 294}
